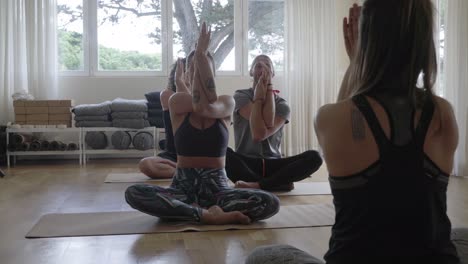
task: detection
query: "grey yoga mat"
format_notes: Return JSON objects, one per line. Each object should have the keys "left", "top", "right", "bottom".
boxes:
{"left": 26, "top": 204, "right": 335, "bottom": 238}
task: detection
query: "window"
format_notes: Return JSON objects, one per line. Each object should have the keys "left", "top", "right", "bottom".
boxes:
{"left": 57, "top": 0, "right": 284, "bottom": 76}
{"left": 248, "top": 0, "right": 284, "bottom": 72}
{"left": 172, "top": 0, "right": 235, "bottom": 71}
{"left": 57, "top": 0, "right": 85, "bottom": 71}
{"left": 97, "top": 0, "right": 163, "bottom": 71}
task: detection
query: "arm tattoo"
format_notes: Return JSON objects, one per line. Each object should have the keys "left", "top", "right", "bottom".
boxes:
{"left": 192, "top": 90, "right": 201, "bottom": 104}
{"left": 351, "top": 109, "right": 366, "bottom": 141}
{"left": 206, "top": 78, "right": 216, "bottom": 92}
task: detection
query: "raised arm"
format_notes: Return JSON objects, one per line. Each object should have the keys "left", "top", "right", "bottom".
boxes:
{"left": 175, "top": 59, "right": 190, "bottom": 94}
{"left": 191, "top": 22, "right": 233, "bottom": 119}
{"left": 261, "top": 65, "right": 275, "bottom": 128}
{"left": 192, "top": 22, "right": 217, "bottom": 108}
{"left": 337, "top": 4, "right": 361, "bottom": 102}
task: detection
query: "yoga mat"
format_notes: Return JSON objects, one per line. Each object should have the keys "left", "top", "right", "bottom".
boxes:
{"left": 105, "top": 174, "right": 331, "bottom": 196}
{"left": 104, "top": 173, "right": 172, "bottom": 183}
{"left": 274, "top": 182, "right": 331, "bottom": 196}
{"left": 26, "top": 204, "right": 335, "bottom": 238}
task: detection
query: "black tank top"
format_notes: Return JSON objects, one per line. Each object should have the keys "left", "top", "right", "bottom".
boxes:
{"left": 324, "top": 94, "right": 459, "bottom": 264}
{"left": 174, "top": 113, "right": 228, "bottom": 157}
{"left": 163, "top": 110, "right": 176, "bottom": 154}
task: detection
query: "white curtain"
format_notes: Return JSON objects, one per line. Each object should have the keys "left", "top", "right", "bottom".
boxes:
{"left": 0, "top": 0, "right": 58, "bottom": 125}
{"left": 444, "top": 0, "right": 468, "bottom": 176}
{"left": 283, "top": 0, "right": 338, "bottom": 156}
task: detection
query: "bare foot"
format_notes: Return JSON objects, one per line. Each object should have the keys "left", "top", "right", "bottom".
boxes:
{"left": 235, "top": 181, "right": 261, "bottom": 189}
{"left": 201, "top": 206, "right": 251, "bottom": 225}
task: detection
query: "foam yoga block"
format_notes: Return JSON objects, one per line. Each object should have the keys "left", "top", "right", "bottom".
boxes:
{"left": 85, "top": 132, "right": 108, "bottom": 150}
{"left": 132, "top": 132, "right": 153, "bottom": 150}
{"left": 111, "top": 131, "right": 132, "bottom": 150}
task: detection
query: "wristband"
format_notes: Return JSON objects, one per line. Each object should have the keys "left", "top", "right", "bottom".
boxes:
{"left": 267, "top": 89, "right": 281, "bottom": 94}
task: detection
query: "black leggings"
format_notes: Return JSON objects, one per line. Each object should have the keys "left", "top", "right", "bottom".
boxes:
{"left": 225, "top": 148, "right": 323, "bottom": 190}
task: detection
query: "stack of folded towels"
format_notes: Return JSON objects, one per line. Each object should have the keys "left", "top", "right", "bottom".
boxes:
{"left": 111, "top": 98, "right": 150, "bottom": 129}
{"left": 145, "top": 92, "right": 164, "bottom": 128}
{"left": 73, "top": 101, "right": 112, "bottom": 127}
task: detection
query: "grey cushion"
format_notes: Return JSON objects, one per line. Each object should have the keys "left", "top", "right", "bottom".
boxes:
{"left": 85, "top": 131, "right": 108, "bottom": 150}
{"left": 246, "top": 245, "right": 324, "bottom": 264}
{"left": 111, "top": 131, "right": 132, "bottom": 150}
{"left": 111, "top": 112, "right": 148, "bottom": 119}
{"left": 111, "top": 98, "right": 148, "bottom": 112}
{"left": 76, "top": 121, "right": 113, "bottom": 127}
{"left": 132, "top": 132, "right": 154, "bottom": 150}
{"left": 112, "top": 119, "right": 150, "bottom": 129}
{"left": 74, "top": 115, "right": 110, "bottom": 121}
{"left": 72, "top": 101, "right": 112, "bottom": 116}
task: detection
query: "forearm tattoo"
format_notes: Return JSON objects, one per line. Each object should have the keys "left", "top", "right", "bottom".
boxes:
{"left": 192, "top": 90, "right": 201, "bottom": 104}
{"left": 206, "top": 78, "right": 216, "bottom": 92}
{"left": 351, "top": 109, "right": 366, "bottom": 141}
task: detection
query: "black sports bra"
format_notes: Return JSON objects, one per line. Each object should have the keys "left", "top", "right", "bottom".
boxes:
{"left": 174, "top": 113, "right": 228, "bottom": 157}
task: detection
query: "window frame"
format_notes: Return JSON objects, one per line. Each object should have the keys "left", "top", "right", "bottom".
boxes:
{"left": 57, "top": 0, "right": 284, "bottom": 77}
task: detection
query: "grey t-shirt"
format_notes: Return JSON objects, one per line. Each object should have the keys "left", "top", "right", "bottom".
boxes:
{"left": 233, "top": 88, "right": 290, "bottom": 159}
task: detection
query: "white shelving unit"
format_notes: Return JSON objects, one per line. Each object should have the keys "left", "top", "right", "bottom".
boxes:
{"left": 6, "top": 127, "right": 82, "bottom": 167}
{"left": 82, "top": 127, "right": 159, "bottom": 165}
{"left": 5, "top": 127, "right": 161, "bottom": 167}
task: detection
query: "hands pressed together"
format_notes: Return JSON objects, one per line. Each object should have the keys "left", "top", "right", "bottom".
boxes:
{"left": 343, "top": 3, "right": 361, "bottom": 61}
{"left": 253, "top": 62, "right": 273, "bottom": 103}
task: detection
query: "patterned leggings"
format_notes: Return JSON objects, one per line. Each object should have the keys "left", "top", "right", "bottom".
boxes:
{"left": 125, "top": 167, "right": 280, "bottom": 222}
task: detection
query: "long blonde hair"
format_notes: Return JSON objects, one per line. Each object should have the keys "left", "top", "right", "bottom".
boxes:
{"left": 349, "top": 0, "right": 437, "bottom": 106}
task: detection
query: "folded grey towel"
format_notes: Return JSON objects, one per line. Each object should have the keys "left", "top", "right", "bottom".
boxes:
{"left": 111, "top": 112, "right": 148, "bottom": 119}
{"left": 111, "top": 98, "right": 148, "bottom": 112}
{"left": 72, "top": 101, "right": 112, "bottom": 116}
{"left": 133, "top": 131, "right": 154, "bottom": 150}
{"left": 74, "top": 115, "right": 110, "bottom": 121}
{"left": 112, "top": 119, "right": 150, "bottom": 129}
{"left": 111, "top": 131, "right": 132, "bottom": 150}
{"left": 85, "top": 132, "right": 108, "bottom": 149}
{"left": 76, "top": 121, "right": 113, "bottom": 127}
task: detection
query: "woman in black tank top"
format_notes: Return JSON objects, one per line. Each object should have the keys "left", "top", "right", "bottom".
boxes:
{"left": 247, "top": 1, "right": 468, "bottom": 263}
{"left": 125, "top": 23, "right": 279, "bottom": 225}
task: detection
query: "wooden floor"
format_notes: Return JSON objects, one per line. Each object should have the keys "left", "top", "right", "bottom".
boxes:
{"left": 0, "top": 159, "right": 467, "bottom": 264}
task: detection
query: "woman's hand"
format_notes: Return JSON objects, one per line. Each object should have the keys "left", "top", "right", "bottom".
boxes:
{"left": 343, "top": 4, "right": 361, "bottom": 61}
{"left": 196, "top": 22, "right": 211, "bottom": 55}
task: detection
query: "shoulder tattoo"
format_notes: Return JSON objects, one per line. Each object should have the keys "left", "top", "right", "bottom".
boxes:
{"left": 206, "top": 78, "right": 216, "bottom": 92}
{"left": 192, "top": 90, "right": 201, "bottom": 103}
{"left": 351, "top": 108, "right": 366, "bottom": 141}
